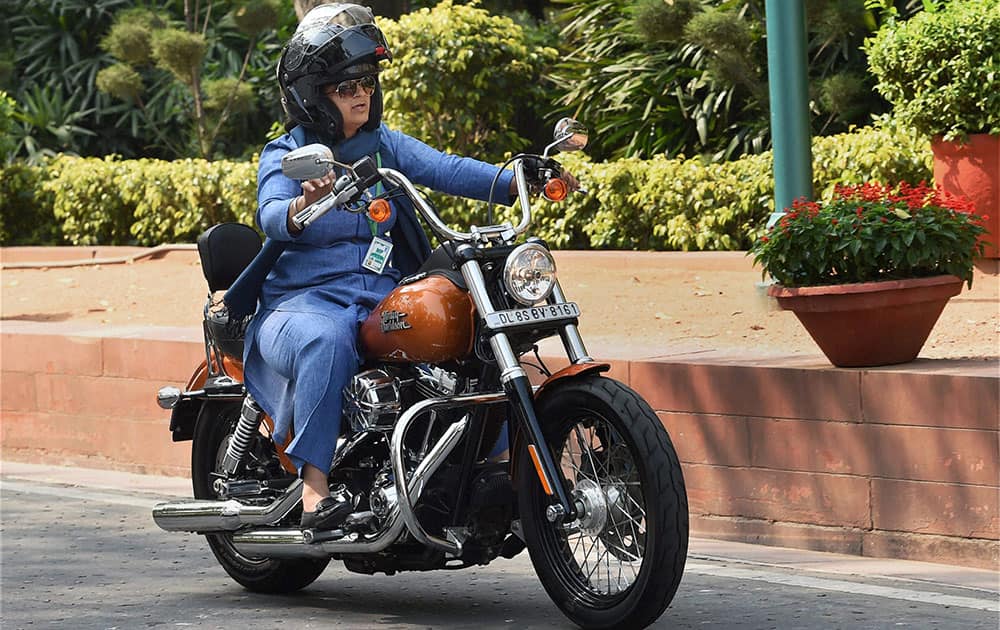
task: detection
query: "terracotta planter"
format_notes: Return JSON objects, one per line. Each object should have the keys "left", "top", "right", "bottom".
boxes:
{"left": 767, "top": 275, "right": 964, "bottom": 367}
{"left": 932, "top": 133, "right": 999, "bottom": 258}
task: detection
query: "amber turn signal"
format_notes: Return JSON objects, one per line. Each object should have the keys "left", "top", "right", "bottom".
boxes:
{"left": 368, "top": 198, "right": 391, "bottom": 223}
{"left": 543, "top": 177, "right": 568, "bottom": 202}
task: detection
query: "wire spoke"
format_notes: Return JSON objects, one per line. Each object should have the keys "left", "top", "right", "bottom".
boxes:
{"left": 552, "top": 415, "right": 650, "bottom": 597}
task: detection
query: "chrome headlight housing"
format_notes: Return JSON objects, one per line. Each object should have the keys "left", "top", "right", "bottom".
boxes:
{"left": 503, "top": 243, "right": 557, "bottom": 306}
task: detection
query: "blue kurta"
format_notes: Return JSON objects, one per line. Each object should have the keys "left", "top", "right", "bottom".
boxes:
{"left": 244, "top": 124, "right": 514, "bottom": 473}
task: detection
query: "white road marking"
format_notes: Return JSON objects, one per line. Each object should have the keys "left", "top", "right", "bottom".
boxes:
{"left": 685, "top": 562, "right": 1000, "bottom": 612}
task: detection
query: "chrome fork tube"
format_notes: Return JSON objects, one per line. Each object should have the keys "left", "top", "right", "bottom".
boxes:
{"left": 458, "top": 256, "right": 577, "bottom": 522}
{"left": 550, "top": 280, "right": 593, "bottom": 364}
{"left": 459, "top": 259, "right": 525, "bottom": 384}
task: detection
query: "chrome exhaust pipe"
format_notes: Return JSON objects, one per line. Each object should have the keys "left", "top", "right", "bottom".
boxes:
{"left": 231, "top": 510, "right": 406, "bottom": 559}
{"left": 152, "top": 480, "right": 303, "bottom": 532}
{"left": 232, "top": 398, "right": 492, "bottom": 559}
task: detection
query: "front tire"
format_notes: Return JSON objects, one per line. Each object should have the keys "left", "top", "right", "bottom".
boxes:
{"left": 191, "top": 401, "right": 329, "bottom": 593}
{"left": 517, "top": 377, "right": 688, "bottom": 629}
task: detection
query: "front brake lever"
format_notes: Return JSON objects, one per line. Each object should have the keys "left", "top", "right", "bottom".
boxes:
{"left": 291, "top": 156, "right": 383, "bottom": 229}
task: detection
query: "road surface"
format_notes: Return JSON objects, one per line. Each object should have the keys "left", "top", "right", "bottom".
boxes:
{"left": 1, "top": 465, "right": 997, "bottom": 629}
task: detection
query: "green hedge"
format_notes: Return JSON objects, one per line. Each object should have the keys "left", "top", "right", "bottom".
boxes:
{"left": 0, "top": 161, "right": 60, "bottom": 245}
{"left": 527, "top": 119, "right": 932, "bottom": 250}
{"left": 0, "top": 121, "right": 931, "bottom": 249}
{"left": 38, "top": 155, "right": 257, "bottom": 245}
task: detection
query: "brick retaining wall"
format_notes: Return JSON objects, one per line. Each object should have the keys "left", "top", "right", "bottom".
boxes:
{"left": 1, "top": 321, "right": 997, "bottom": 568}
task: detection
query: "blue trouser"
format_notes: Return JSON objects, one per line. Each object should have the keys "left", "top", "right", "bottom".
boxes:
{"left": 250, "top": 306, "right": 363, "bottom": 473}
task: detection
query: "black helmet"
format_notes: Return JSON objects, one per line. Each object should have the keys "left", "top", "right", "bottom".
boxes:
{"left": 278, "top": 4, "right": 392, "bottom": 141}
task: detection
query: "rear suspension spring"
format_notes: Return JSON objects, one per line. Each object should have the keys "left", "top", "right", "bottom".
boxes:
{"left": 221, "top": 396, "right": 264, "bottom": 477}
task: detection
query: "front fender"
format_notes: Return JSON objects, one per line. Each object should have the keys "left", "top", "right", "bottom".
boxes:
{"left": 535, "top": 362, "right": 610, "bottom": 397}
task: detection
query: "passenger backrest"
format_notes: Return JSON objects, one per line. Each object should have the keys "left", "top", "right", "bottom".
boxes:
{"left": 196, "top": 223, "right": 262, "bottom": 292}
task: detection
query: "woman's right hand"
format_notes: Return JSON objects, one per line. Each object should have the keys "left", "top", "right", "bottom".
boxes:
{"left": 287, "top": 173, "right": 336, "bottom": 235}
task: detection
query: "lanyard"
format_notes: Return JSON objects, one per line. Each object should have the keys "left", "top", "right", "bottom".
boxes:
{"left": 366, "top": 152, "right": 384, "bottom": 237}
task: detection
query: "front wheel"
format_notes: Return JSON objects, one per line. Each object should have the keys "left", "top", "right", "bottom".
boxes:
{"left": 191, "top": 401, "right": 329, "bottom": 593}
{"left": 517, "top": 376, "right": 688, "bottom": 629}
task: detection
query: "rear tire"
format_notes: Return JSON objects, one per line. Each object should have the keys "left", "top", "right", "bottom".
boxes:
{"left": 516, "top": 376, "right": 688, "bottom": 629}
{"left": 191, "top": 401, "right": 329, "bottom": 593}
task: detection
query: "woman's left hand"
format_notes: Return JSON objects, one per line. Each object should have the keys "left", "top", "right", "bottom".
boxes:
{"left": 508, "top": 167, "right": 582, "bottom": 197}
{"left": 561, "top": 171, "right": 581, "bottom": 193}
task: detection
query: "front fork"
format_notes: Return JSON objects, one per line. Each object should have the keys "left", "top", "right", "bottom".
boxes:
{"left": 460, "top": 256, "right": 590, "bottom": 522}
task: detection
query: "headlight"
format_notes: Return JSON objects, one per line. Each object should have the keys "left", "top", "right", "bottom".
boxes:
{"left": 503, "top": 243, "right": 557, "bottom": 306}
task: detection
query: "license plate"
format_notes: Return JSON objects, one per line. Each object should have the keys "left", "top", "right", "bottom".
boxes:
{"left": 485, "top": 302, "right": 580, "bottom": 330}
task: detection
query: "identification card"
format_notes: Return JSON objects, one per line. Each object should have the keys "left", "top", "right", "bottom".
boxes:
{"left": 362, "top": 236, "right": 393, "bottom": 274}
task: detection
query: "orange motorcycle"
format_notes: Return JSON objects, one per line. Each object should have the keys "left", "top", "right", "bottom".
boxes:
{"left": 153, "top": 119, "right": 688, "bottom": 629}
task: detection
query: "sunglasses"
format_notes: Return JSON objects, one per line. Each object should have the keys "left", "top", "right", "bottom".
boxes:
{"left": 325, "top": 75, "right": 377, "bottom": 99}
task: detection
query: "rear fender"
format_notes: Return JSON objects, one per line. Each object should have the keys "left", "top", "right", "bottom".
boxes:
{"left": 169, "top": 362, "right": 210, "bottom": 442}
{"left": 174, "top": 359, "right": 296, "bottom": 475}
{"left": 168, "top": 355, "right": 245, "bottom": 441}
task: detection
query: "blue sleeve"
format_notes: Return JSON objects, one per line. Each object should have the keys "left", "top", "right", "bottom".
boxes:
{"left": 382, "top": 128, "right": 515, "bottom": 205}
{"left": 256, "top": 134, "right": 364, "bottom": 244}
{"left": 256, "top": 135, "right": 302, "bottom": 241}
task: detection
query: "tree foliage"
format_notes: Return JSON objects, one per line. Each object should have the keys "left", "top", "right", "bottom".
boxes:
{"left": 866, "top": 0, "right": 1000, "bottom": 139}
{"left": 379, "top": 1, "right": 558, "bottom": 161}
{"left": 550, "top": 0, "right": 924, "bottom": 162}
{"left": 5, "top": 0, "right": 297, "bottom": 160}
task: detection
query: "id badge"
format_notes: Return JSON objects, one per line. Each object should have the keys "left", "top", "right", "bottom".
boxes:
{"left": 362, "top": 236, "right": 393, "bottom": 274}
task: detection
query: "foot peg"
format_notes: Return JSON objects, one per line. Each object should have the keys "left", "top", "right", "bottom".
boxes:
{"left": 303, "top": 510, "right": 377, "bottom": 544}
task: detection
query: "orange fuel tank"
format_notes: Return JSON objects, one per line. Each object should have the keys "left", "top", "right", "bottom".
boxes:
{"left": 360, "top": 274, "right": 476, "bottom": 363}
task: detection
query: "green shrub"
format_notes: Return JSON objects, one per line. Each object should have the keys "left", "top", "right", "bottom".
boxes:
{"left": 867, "top": 0, "right": 1000, "bottom": 139}
{"left": 43, "top": 155, "right": 256, "bottom": 245}
{"left": 0, "top": 161, "right": 60, "bottom": 245}
{"left": 17, "top": 122, "right": 931, "bottom": 251}
{"left": 527, "top": 120, "right": 932, "bottom": 251}
{"left": 44, "top": 156, "right": 136, "bottom": 245}
{"left": 379, "top": 1, "right": 558, "bottom": 162}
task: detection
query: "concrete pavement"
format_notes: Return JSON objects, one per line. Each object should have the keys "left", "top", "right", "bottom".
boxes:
{"left": 3, "top": 460, "right": 997, "bottom": 595}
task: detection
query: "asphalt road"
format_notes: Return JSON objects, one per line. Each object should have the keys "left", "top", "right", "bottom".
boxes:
{"left": 1, "top": 477, "right": 997, "bottom": 630}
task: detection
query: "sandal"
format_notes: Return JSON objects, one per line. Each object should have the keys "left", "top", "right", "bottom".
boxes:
{"left": 301, "top": 495, "right": 353, "bottom": 531}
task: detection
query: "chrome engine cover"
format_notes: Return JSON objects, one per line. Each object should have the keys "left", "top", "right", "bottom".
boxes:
{"left": 344, "top": 369, "right": 400, "bottom": 432}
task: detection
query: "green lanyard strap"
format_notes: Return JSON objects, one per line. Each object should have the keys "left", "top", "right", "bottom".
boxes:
{"left": 367, "top": 152, "right": 384, "bottom": 237}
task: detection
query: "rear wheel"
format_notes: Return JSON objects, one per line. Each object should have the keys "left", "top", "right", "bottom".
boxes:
{"left": 191, "top": 401, "right": 329, "bottom": 593}
{"left": 517, "top": 377, "right": 688, "bottom": 629}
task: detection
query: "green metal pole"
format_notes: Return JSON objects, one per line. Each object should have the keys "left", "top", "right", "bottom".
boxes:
{"left": 764, "top": 0, "right": 812, "bottom": 228}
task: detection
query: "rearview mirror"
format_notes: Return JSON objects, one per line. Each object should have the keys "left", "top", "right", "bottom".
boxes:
{"left": 552, "top": 118, "right": 588, "bottom": 152}
{"left": 281, "top": 143, "right": 334, "bottom": 180}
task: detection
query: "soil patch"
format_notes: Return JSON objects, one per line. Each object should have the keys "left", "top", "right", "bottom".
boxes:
{"left": 2, "top": 247, "right": 997, "bottom": 361}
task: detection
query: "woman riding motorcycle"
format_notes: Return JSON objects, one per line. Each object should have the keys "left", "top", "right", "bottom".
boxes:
{"left": 246, "top": 3, "right": 577, "bottom": 533}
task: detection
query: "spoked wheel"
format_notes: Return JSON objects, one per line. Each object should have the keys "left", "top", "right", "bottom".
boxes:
{"left": 517, "top": 377, "right": 688, "bottom": 629}
{"left": 191, "top": 401, "right": 329, "bottom": 593}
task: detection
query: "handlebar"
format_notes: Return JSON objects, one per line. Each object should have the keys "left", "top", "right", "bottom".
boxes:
{"left": 291, "top": 157, "right": 544, "bottom": 243}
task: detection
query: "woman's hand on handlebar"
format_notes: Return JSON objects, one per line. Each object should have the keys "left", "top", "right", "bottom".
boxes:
{"left": 507, "top": 166, "right": 581, "bottom": 197}
{"left": 287, "top": 173, "right": 335, "bottom": 235}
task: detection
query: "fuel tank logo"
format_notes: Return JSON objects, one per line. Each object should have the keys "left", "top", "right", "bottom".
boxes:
{"left": 380, "top": 310, "right": 412, "bottom": 332}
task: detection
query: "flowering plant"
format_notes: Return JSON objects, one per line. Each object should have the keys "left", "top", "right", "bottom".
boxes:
{"left": 751, "top": 182, "right": 988, "bottom": 288}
